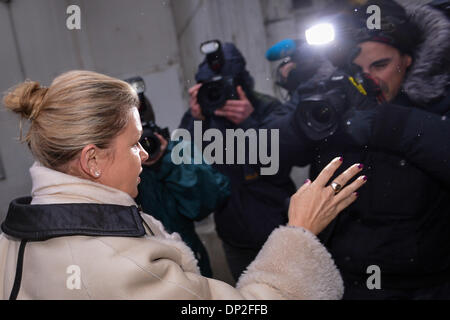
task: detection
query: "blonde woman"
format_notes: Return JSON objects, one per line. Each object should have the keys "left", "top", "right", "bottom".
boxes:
{"left": 0, "top": 70, "right": 366, "bottom": 300}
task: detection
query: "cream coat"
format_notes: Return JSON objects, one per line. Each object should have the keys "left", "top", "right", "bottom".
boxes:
{"left": 0, "top": 163, "right": 343, "bottom": 299}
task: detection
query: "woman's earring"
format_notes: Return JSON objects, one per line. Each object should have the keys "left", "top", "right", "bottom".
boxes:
{"left": 397, "top": 65, "right": 402, "bottom": 73}
{"left": 94, "top": 171, "right": 101, "bottom": 177}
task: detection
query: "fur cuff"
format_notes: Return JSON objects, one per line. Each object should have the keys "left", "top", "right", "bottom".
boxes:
{"left": 236, "top": 226, "right": 344, "bottom": 300}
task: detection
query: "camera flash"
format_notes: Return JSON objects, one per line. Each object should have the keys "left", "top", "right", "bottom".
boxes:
{"left": 305, "top": 23, "right": 335, "bottom": 46}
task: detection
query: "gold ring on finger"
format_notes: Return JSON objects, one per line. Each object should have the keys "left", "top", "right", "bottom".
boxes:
{"left": 330, "top": 182, "right": 342, "bottom": 195}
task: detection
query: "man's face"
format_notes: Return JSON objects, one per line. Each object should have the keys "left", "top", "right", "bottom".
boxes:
{"left": 353, "top": 41, "right": 412, "bottom": 102}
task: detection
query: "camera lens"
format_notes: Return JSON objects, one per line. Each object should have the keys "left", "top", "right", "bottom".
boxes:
{"left": 207, "top": 84, "right": 223, "bottom": 102}
{"left": 312, "top": 105, "right": 332, "bottom": 124}
{"left": 296, "top": 95, "right": 340, "bottom": 141}
{"left": 140, "top": 128, "right": 161, "bottom": 159}
{"left": 197, "top": 79, "right": 227, "bottom": 116}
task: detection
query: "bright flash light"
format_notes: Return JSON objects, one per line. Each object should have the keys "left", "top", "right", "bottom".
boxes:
{"left": 305, "top": 23, "right": 335, "bottom": 45}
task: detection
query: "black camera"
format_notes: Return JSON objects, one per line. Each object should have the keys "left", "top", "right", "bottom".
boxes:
{"left": 197, "top": 75, "right": 238, "bottom": 117}
{"left": 196, "top": 40, "right": 239, "bottom": 117}
{"left": 295, "top": 81, "right": 347, "bottom": 141}
{"left": 295, "top": 71, "right": 380, "bottom": 141}
{"left": 140, "top": 121, "right": 170, "bottom": 159}
{"left": 124, "top": 76, "right": 170, "bottom": 159}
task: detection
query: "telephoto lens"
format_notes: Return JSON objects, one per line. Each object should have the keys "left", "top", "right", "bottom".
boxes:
{"left": 295, "top": 73, "right": 350, "bottom": 141}
{"left": 296, "top": 88, "right": 346, "bottom": 141}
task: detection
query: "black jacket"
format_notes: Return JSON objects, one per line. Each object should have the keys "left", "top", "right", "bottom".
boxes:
{"left": 269, "top": 3, "right": 450, "bottom": 289}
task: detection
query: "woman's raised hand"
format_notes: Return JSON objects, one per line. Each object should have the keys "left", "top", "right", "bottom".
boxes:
{"left": 288, "top": 157, "right": 367, "bottom": 235}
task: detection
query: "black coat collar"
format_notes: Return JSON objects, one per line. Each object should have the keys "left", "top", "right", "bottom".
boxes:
{"left": 1, "top": 197, "right": 146, "bottom": 241}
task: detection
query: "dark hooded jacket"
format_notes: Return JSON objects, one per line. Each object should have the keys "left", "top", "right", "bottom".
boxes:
{"left": 179, "top": 43, "right": 296, "bottom": 249}
{"left": 269, "top": 3, "right": 450, "bottom": 290}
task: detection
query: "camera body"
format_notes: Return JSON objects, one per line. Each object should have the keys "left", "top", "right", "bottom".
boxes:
{"left": 295, "top": 71, "right": 379, "bottom": 141}
{"left": 196, "top": 40, "right": 241, "bottom": 117}
{"left": 295, "top": 75, "right": 347, "bottom": 141}
{"left": 197, "top": 75, "right": 239, "bottom": 117}
{"left": 140, "top": 121, "right": 171, "bottom": 159}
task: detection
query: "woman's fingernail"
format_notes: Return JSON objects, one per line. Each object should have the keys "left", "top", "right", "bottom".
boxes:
{"left": 304, "top": 179, "right": 311, "bottom": 184}
{"left": 354, "top": 192, "right": 359, "bottom": 197}
{"left": 339, "top": 157, "right": 344, "bottom": 162}
{"left": 358, "top": 164, "right": 364, "bottom": 169}
{"left": 362, "top": 176, "right": 368, "bottom": 181}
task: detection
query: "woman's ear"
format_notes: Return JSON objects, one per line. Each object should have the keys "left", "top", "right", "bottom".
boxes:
{"left": 80, "top": 144, "right": 102, "bottom": 179}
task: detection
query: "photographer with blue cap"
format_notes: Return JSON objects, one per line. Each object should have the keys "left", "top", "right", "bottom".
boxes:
{"left": 179, "top": 41, "right": 298, "bottom": 282}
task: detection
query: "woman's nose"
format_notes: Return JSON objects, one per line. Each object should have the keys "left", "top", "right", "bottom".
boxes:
{"left": 139, "top": 144, "right": 149, "bottom": 162}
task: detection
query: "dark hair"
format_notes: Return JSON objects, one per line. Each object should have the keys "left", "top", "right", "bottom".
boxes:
{"left": 352, "top": 0, "right": 420, "bottom": 55}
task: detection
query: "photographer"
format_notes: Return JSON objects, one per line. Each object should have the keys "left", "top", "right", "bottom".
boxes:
{"left": 269, "top": 41, "right": 334, "bottom": 102}
{"left": 126, "top": 77, "right": 231, "bottom": 277}
{"left": 269, "top": 0, "right": 450, "bottom": 299}
{"left": 179, "top": 42, "right": 298, "bottom": 282}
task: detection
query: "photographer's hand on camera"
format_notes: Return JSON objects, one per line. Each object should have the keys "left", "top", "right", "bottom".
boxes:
{"left": 189, "top": 83, "right": 205, "bottom": 120}
{"left": 288, "top": 157, "right": 367, "bottom": 235}
{"left": 214, "top": 86, "right": 254, "bottom": 125}
{"left": 142, "top": 133, "right": 168, "bottom": 167}
{"left": 339, "top": 72, "right": 385, "bottom": 147}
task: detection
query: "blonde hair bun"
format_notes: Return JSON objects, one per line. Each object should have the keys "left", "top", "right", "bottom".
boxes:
{"left": 3, "top": 80, "right": 48, "bottom": 120}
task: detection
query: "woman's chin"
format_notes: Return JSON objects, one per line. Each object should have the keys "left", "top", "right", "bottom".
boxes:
{"left": 130, "top": 189, "right": 139, "bottom": 199}
{"left": 130, "top": 183, "right": 140, "bottom": 199}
